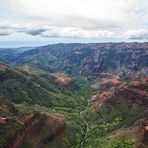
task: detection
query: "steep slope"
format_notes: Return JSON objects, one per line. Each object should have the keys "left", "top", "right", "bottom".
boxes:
{"left": 0, "top": 63, "right": 90, "bottom": 110}
{"left": 0, "top": 63, "right": 91, "bottom": 147}
{"left": 0, "top": 97, "right": 18, "bottom": 117}
{"left": 0, "top": 99, "right": 65, "bottom": 148}
{"left": 0, "top": 47, "right": 35, "bottom": 64}
{"left": 0, "top": 63, "right": 53, "bottom": 107}
{"left": 0, "top": 43, "right": 147, "bottom": 147}
{"left": 13, "top": 43, "right": 83, "bottom": 69}
{"left": 83, "top": 77, "right": 148, "bottom": 148}
{"left": 5, "top": 42, "right": 148, "bottom": 76}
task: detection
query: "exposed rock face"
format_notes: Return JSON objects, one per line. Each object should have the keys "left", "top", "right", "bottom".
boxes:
{"left": 2, "top": 112, "right": 65, "bottom": 148}
{"left": 42, "top": 115, "right": 65, "bottom": 145}
{"left": 0, "top": 63, "right": 8, "bottom": 71}
{"left": 23, "top": 64, "right": 30, "bottom": 73}
{"left": 91, "top": 91, "right": 114, "bottom": 102}
{"left": 113, "top": 77, "right": 148, "bottom": 106}
{"left": 0, "top": 43, "right": 147, "bottom": 147}
{"left": 141, "top": 119, "right": 148, "bottom": 145}
{"left": 56, "top": 74, "right": 72, "bottom": 85}
{"left": 5, "top": 112, "right": 47, "bottom": 148}
{"left": 136, "top": 118, "right": 148, "bottom": 147}
{"left": 5, "top": 42, "right": 148, "bottom": 76}
{"left": 0, "top": 117, "right": 5, "bottom": 124}
{"left": 94, "top": 78, "right": 122, "bottom": 91}
{"left": 62, "top": 43, "right": 148, "bottom": 75}
{"left": 91, "top": 77, "right": 148, "bottom": 111}
{"left": 56, "top": 74, "right": 78, "bottom": 91}
{"left": 98, "top": 73, "right": 120, "bottom": 79}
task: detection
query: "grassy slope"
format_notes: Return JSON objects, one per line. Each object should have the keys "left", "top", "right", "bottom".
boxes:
{"left": 82, "top": 78, "right": 148, "bottom": 148}
{"left": 0, "top": 63, "right": 147, "bottom": 147}
{"left": 0, "top": 64, "right": 91, "bottom": 147}
{"left": 7, "top": 43, "right": 148, "bottom": 76}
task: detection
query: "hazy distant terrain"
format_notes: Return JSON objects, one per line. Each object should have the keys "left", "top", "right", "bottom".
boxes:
{"left": 0, "top": 42, "right": 148, "bottom": 148}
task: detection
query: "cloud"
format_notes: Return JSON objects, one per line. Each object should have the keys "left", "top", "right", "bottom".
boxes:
{"left": 1, "top": 22, "right": 148, "bottom": 41}
{"left": 0, "top": 29, "right": 12, "bottom": 36}
{"left": 0, "top": 0, "right": 148, "bottom": 41}
{"left": 0, "top": 23, "right": 115, "bottom": 39}
{"left": 24, "top": 28, "right": 46, "bottom": 36}
{"left": 0, "top": 23, "right": 45, "bottom": 36}
{"left": 125, "top": 29, "right": 148, "bottom": 40}
{"left": 4, "top": 0, "right": 148, "bottom": 30}
{"left": 41, "top": 27, "right": 114, "bottom": 39}
{"left": 0, "top": 24, "right": 15, "bottom": 35}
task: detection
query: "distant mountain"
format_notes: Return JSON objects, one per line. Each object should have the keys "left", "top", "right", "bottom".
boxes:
{"left": 12, "top": 47, "right": 37, "bottom": 53}
{"left": 2, "top": 42, "right": 147, "bottom": 76}
{"left": 0, "top": 47, "right": 36, "bottom": 63}
{"left": 0, "top": 42, "right": 147, "bottom": 148}
{"left": 0, "top": 48, "right": 18, "bottom": 63}
{"left": 0, "top": 59, "right": 4, "bottom": 63}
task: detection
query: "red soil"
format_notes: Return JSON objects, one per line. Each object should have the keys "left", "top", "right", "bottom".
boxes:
{"left": 56, "top": 74, "right": 72, "bottom": 85}
{"left": 23, "top": 64, "right": 30, "bottom": 73}
{"left": 0, "top": 63, "right": 8, "bottom": 71}
{"left": 0, "top": 117, "right": 6, "bottom": 124}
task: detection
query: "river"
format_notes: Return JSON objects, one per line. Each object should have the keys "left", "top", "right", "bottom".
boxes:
{"left": 80, "top": 99, "right": 91, "bottom": 148}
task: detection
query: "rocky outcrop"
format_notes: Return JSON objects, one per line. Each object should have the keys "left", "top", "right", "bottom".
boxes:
{"left": 91, "top": 77, "right": 148, "bottom": 111}
{"left": 42, "top": 115, "right": 65, "bottom": 145}
{"left": 5, "top": 42, "right": 148, "bottom": 76}
{"left": 113, "top": 77, "right": 148, "bottom": 106}
{"left": 93, "top": 78, "right": 122, "bottom": 92}
{"left": 4, "top": 112, "right": 47, "bottom": 148}
{"left": 136, "top": 118, "right": 148, "bottom": 147}
{"left": 56, "top": 74, "right": 72, "bottom": 85}
{"left": 141, "top": 119, "right": 148, "bottom": 145}
{"left": 56, "top": 74, "right": 78, "bottom": 91}
{"left": 0, "top": 63, "right": 9, "bottom": 71}
{"left": 2, "top": 112, "right": 65, "bottom": 148}
{"left": 61, "top": 42, "right": 148, "bottom": 75}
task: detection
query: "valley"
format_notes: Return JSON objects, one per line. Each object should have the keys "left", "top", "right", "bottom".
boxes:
{"left": 0, "top": 42, "right": 148, "bottom": 148}
{"left": 80, "top": 98, "right": 90, "bottom": 148}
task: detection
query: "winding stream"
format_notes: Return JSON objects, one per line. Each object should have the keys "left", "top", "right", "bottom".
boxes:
{"left": 80, "top": 99, "right": 91, "bottom": 148}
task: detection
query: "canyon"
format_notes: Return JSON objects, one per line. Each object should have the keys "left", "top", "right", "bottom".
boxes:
{"left": 0, "top": 42, "right": 147, "bottom": 147}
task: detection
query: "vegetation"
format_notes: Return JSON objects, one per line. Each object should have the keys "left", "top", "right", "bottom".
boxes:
{"left": 0, "top": 118, "right": 21, "bottom": 148}
{"left": 0, "top": 64, "right": 92, "bottom": 147}
{"left": 0, "top": 43, "right": 147, "bottom": 147}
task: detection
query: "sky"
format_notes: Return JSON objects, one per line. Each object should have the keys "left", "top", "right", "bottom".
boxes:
{"left": 0, "top": 0, "right": 148, "bottom": 47}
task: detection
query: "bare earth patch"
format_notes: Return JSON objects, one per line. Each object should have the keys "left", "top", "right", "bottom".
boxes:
{"left": 56, "top": 74, "right": 72, "bottom": 85}
{"left": 0, "top": 64, "right": 8, "bottom": 71}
